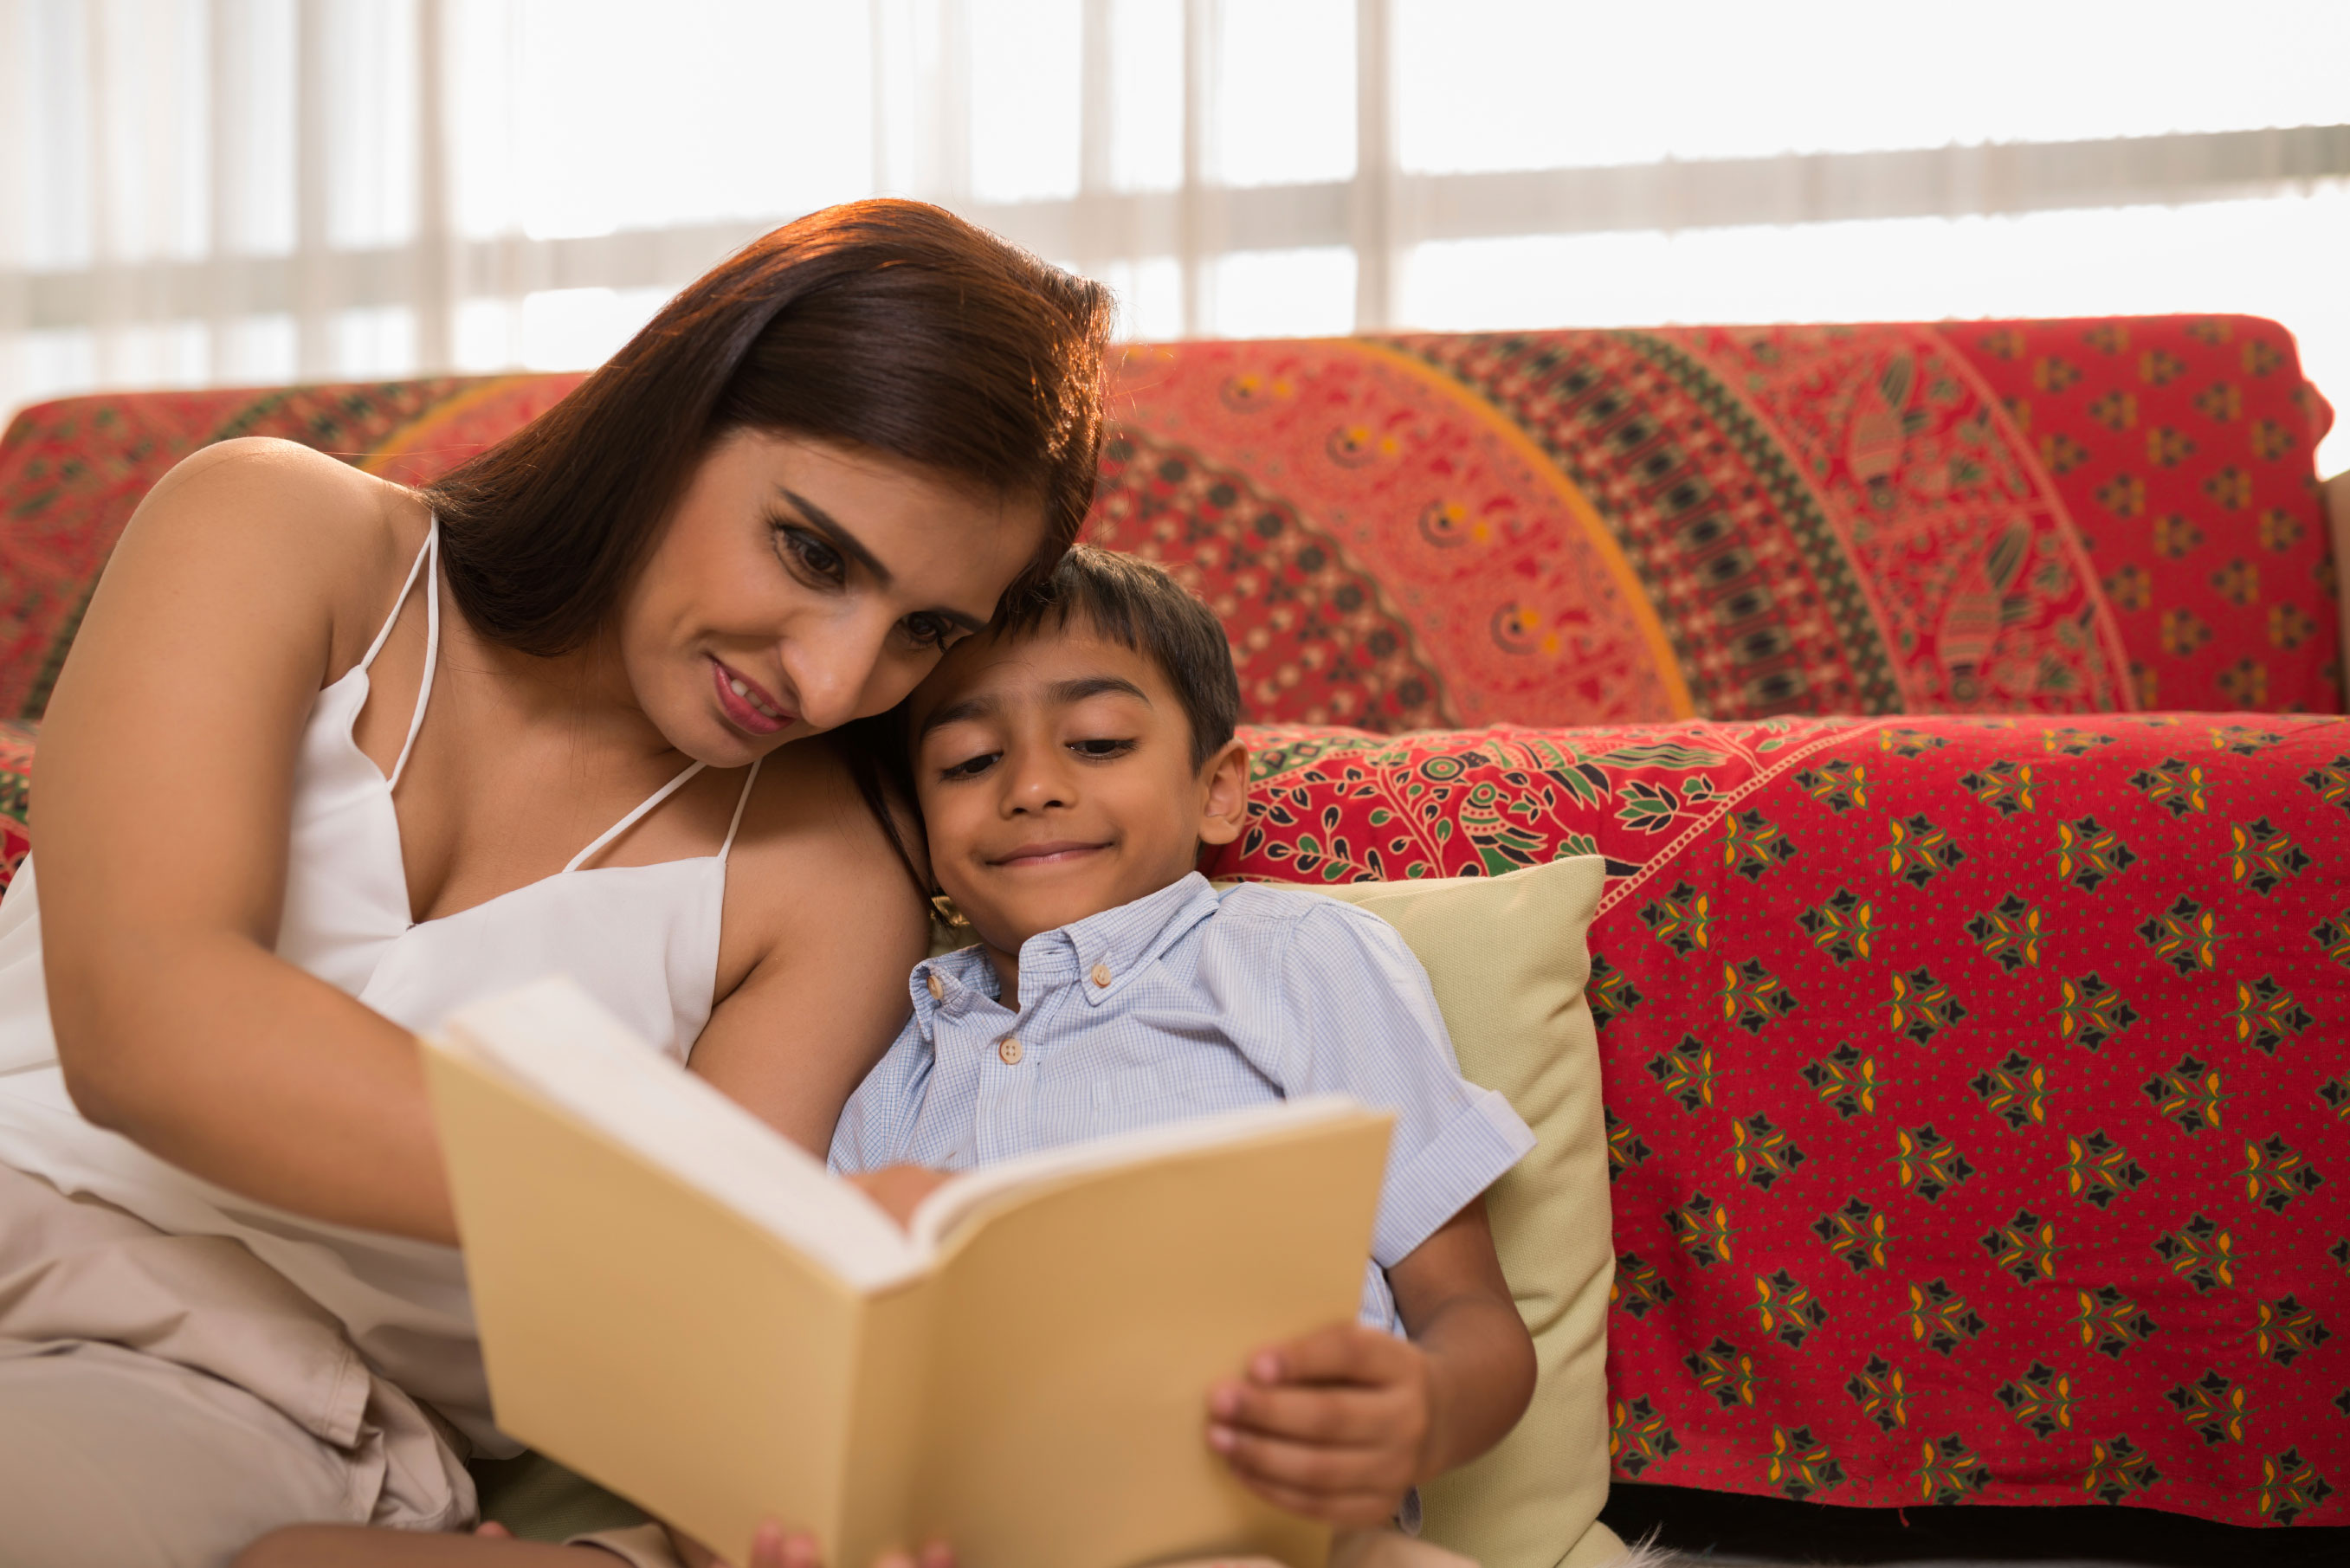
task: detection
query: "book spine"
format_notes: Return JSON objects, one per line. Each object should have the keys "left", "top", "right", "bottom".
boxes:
{"left": 834, "top": 1277, "right": 939, "bottom": 1565}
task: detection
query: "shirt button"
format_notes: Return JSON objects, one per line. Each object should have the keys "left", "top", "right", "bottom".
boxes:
{"left": 926, "top": 973, "right": 945, "bottom": 1002}
{"left": 1090, "top": 962, "right": 1113, "bottom": 989}
{"left": 997, "top": 1036, "right": 1023, "bottom": 1065}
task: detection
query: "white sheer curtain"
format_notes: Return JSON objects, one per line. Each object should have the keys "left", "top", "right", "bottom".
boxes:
{"left": 4, "top": 0, "right": 2348, "bottom": 469}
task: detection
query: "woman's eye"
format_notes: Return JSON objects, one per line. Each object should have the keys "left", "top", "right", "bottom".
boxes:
{"left": 776, "top": 525, "right": 844, "bottom": 584}
{"left": 903, "top": 612, "right": 957, "bottom": 650}
{"left": 1069, "top": 737, "right": 1134, "bottom": 758}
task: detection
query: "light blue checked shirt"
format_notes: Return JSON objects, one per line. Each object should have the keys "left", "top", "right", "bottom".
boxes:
{"left": 829, "top": 873, "right": 1535, "bottom": 1332}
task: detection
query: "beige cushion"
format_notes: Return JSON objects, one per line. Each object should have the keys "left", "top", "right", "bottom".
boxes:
{"left": 1307, "top": 858, "right": 1622, "bottom": 1568}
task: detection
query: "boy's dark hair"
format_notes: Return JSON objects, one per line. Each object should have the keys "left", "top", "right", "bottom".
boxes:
{"left": 997, "top": 545, "right": 1241, "bottom": 771}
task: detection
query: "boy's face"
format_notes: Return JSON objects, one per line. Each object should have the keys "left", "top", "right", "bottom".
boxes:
{"left": 909, "top": 620, "right": 1248, "bottom": 958}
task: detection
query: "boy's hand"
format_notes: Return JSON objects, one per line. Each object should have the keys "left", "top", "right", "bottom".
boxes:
{"left": 1204, "top": 1324, "right": 1435, "bottom": 1527}
{"left": 848, "top": 1165, "right": 953, "bottom": 1230}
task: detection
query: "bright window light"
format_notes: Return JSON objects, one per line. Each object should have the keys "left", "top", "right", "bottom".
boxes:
{"left": 971, "top": 0, "right": 1082, "bottom": 203}
{"left": 1212, "top": 247, "right": 1355, "bottom": 339}
{"left": 1216, "top": 0, "right": 1353, "bottom": 188}
{"left": 332, "top": 306, "right": 416, "bottom": 380}
{"left": 1397, "top": 0, "right": 2350, "bottom": 172}
{"left": 503, "top": 1, "right": 872, "bottom": 240}
{"left": 1108, "top": 0, "right": 1184, "bottom": 192}
{"left": 519, "top": 286, "right": 668, "bottom": 371}
{"left": 1091, "top": 255, "right": 1184, "bottom": 340}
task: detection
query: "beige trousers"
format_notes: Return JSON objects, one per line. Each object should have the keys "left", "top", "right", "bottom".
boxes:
{"left": 0, "top": 1162, "right": 475, "bottom": 1568}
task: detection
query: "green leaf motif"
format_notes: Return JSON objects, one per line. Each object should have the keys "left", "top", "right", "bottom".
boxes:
{"left": 1583, "top": 744, "right": 1729, "bottom": 771}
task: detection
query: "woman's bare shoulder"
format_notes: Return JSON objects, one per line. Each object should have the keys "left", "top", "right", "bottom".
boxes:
{"left": 111, "top": 437, "right": 431, "bottom": 663}
{"left": 739, "top": 734, "right": 918, "bottom": 881}
{"left": 720, "top": 736, "right": 927, "bottom": 961}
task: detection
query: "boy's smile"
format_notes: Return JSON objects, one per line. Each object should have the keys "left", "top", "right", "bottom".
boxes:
{"left": 908, "top": 622, "right": 1249, "bottom": 1000}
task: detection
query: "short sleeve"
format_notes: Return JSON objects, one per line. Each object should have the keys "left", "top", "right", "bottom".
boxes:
{"left": 1270, "top": 899, "right": 1536, "bottom": 1268}
{"left": 825, "top": 1015, "right": 929, "bottom": 1175}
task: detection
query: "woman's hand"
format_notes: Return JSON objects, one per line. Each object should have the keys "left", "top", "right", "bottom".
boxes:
{"left": 847, "top": 1165, "right": 954, "bottom": 1230}
{"left": 670, "top": 1520, "right": 953, "bottom": 1568}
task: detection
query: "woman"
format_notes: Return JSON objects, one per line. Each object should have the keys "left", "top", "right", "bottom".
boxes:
{"left": 0, "top": 202, "right": 1110, "bottom": 1567}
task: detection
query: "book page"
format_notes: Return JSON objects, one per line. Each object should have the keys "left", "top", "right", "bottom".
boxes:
{"left": 901, "top": 1107, "right": 1393, "bottom": 1568}
{"left": 437, "top": 976, "right": 922, "bottom": 1292}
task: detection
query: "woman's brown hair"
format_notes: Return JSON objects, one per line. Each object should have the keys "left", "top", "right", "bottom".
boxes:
{"left": 423, "top": 198, "right": 1113, "bottom": 656}
{"left": 422, "top": 200, "right": 1114, "bottom": 885}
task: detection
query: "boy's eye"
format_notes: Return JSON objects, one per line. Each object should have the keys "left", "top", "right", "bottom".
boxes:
{"left": 938, "top": 751, "right": 999, "bottom": 781}
{"left": 1068, "top": 737, "right": 1134, "bottom": 758}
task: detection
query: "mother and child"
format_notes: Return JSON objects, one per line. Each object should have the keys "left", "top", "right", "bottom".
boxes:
{"left": 0, "top": 203, "right": 1539, "bottom": 1568}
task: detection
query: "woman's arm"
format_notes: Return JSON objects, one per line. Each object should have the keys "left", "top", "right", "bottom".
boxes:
{"left": 687, "top": 741, "right": 932, "bottom": 1153}
{"left": 36, "top": 439, "right": 464, "bottom": 1241}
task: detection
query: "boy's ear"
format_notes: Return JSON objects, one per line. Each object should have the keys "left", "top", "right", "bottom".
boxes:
{"left": 1195, "top": 737, "right": 1251, "bottom": 848}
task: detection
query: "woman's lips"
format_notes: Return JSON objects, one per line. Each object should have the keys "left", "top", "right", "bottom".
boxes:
{"left": 991, "top": 840, "right": 1107, "bottom": 868}
{"left": 709, "top": 656, "right": 792, "bottom": 736}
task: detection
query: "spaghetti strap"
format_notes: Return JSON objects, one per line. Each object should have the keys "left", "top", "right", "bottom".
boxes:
{"left": 357, "top": 520, "right": 436, "bottom": 674}
{"left": 384, "top": 525, "right": 442, "bottom": 792}
{"left": 564, "top": 760, "right": 710, "bottom": 875}
{"left": 716, "top": 758, "right": 763, "bottom": 864}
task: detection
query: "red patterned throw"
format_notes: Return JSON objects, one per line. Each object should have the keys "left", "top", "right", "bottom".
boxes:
{"left": 0, "top": 314, "right": 2340, "bottom": 1526}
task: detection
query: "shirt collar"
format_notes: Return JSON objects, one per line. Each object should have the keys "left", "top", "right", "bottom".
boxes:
{"left": 907, "top": 942, "right": 1002, "bottom": 1032}
{"left": 909, "top": 872, "right": 1221, "bottom": 1022}
{"left": 1039, "top": 872, "right": 1221, "bottom": 1005}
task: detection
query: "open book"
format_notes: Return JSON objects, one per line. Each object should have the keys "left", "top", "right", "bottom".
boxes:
{"left": 423, "top": 977, "right": 1395, "bottom": 1568}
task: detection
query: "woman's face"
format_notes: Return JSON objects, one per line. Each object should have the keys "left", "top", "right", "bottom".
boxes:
{"left": 617, "top": 428, "right": 1048, "bottom": 765}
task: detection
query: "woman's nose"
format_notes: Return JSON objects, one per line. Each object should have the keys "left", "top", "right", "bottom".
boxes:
{"left": 782, "top": 621, "right": 887, "bottom": 733}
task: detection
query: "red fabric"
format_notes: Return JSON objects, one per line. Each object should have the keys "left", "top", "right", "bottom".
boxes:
{"left": 4, "top": 317, "right": 2334, "bottom": 729}
{"left": 0, "top": 319, "right": 2341, "bottom": 1528}
{"left": 1953, "top": 317, "right": 2340, "bottom": 713}
{"left": 1205, "top": 713, "right": 2349, "bottom": 1526}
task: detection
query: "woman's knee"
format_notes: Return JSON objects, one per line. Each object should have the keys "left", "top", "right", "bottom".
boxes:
{"left": 0, "top": 1345, "right": 363, "bottom": 1566}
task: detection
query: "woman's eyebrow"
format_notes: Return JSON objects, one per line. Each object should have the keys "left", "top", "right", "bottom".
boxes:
{"left": 778, "top": 487, "right": 891, "bottom": 584}
{"left": 779, "top": 486, "right": 991, "bottom": 633}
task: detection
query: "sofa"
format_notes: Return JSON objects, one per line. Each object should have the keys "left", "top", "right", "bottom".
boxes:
{"left": 1, "top": 313, "right": 2343, "bottom": 1537}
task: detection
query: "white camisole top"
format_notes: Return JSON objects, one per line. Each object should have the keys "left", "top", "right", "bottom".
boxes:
{"left": 0, "top": 522, "right": 760, "bottom": 1449}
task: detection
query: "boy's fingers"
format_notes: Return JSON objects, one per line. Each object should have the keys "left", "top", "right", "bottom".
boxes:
{"left": 1209, "top": 1423, "right": 1408, "bottom": 1494}
{"left": 1252, "top": 1324, "right": 1409, "bottom": 1386}
{"left": 1211, "top": 1382, "right": 1399, "bottom": 1445}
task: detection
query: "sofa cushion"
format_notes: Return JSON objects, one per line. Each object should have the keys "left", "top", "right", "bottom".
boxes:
{"left": 1307, "top": 857, "right": 1622, "bottom": 1568}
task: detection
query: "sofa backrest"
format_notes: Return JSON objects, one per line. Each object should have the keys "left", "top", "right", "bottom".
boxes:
{"left": 0, "top": 315, "right": 2337, "bottom": 725}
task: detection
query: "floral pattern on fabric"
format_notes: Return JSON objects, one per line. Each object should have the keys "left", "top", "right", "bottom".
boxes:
{"left": 1961, "top": 317, "right": 2340, "bottom": 713}
{"left": 1205, "top": 713, "right": 2350, "bottom": 1527}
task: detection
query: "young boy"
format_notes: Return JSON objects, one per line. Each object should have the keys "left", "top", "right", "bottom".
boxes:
{"left": 833, "top": 546, "right": 1540, "bottom": 1545}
